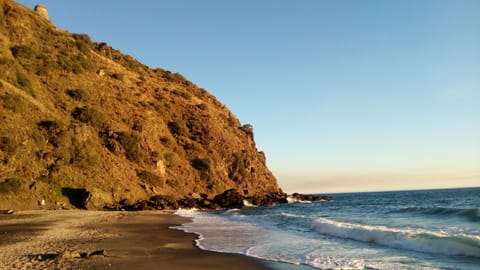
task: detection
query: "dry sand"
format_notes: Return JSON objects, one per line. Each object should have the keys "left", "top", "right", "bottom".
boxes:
{"left": 0, "top": 210, "right": 272, "bottom": 270}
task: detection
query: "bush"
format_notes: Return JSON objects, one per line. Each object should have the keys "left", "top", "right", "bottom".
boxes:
{"left": 37, "top": 120, "right": 64, "bottom": 147}
{"left": 73, "top": 34, "right": 92, "bottom": 55}
{"left": 66, "top": 88, "right": 87, "bottom": 101}
{"left": 10, "top": 45, "right": 36, "bottom": 59}
{"left": 73, "top": 140, "right": 101, "bottom": 168}
{"left": 0, "top": 56, "right": 11, "bottom": 65}
{"left": 16, "top": 71, "right": 32, "bottom": 89}
{"left": 36, "top": 54, "right": 55, "bottom": 75}
{"left": 37, "top": 120, "right": 62, "bottom": 133}
{"left": 0, "top": 178, "right": 23, "bottom": 193}
{"left": 167, "top": 121, "right": 188, "bottom": 137}
{"left": 1, "top": 93, "right": 28, "bottom": 113}
{"left": 172, "top": 89, "right": 192, "bottom": 100}
{"left": 116, "top": 132, "right": 144, "bottom": 162}
{"left": 73, "top": 33, "right": 92, "bottom": 44}
{"left": 163, "top": 152, "right": 177, "bottom": 167}
{"left": 56, "top": 52, "right": 90, "bottom": 74}
{"left": 136, "top": 170, "right": 162, "bottom": 186}
{"left": 0, "top": 136, "right": 19, "bottom": 154}
{"left": 71, "top": 106, "right": 105, "bottom": 127}
{"left": 111, "top": 73, "right": 124, "bottom": 80}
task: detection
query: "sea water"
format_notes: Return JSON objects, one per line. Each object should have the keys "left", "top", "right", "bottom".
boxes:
{"left": 174, "top": 187, "right": 480, "bottom": 269}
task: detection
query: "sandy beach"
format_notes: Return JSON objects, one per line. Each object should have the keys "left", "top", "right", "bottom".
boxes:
{"left": 0, "top": 210, "right": 272, "bottom": 270}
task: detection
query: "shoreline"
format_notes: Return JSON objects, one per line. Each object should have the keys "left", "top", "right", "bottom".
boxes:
{"left": 0, "top": 210, "right": 275, "bottom": 270}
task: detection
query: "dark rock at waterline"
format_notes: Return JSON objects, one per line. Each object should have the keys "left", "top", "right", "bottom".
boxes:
{"left": 103, "top": 190, "right": 333, "bottom": 211}
{"left": 213, "top": 189, "right": 244, "bottom": 209}
{"left": 290, "top": 193, "right": 333, "bottom": 202}
{"left": 248, "top": 192, "right": 288, "bottom": 206}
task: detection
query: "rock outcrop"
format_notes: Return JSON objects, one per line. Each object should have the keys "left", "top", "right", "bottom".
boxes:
{"left": 0, "top": 0, "right": 285, "bottom": 210}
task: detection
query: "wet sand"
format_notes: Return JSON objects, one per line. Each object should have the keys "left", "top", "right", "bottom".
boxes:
{"left": 0, "top": 210, "right": 272, "bottom": 270}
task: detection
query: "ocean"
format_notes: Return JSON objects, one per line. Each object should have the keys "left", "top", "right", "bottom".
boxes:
{"left": 174, "top": 187, "right": 480, "bottom": 270}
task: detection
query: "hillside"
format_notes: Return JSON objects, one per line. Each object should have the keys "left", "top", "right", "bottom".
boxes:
{"left": 0, "top": 0, "right": 284, "bottom": 210}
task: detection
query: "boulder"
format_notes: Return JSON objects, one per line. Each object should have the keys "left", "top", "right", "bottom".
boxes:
{"left": 213, "top": 189, "right": 244, "bottom": 209}
{"left": 249, "top": 192, "right": 288, "bottom": 206}
{"left": 289, "top": 193, "right": 333, "bottom": 202}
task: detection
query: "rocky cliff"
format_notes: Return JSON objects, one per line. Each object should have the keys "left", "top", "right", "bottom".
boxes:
{"left": 0, "top": 0, "right": 283, "bottom": 210}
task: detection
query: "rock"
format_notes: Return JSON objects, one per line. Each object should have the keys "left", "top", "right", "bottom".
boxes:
{"left": 249, "top": 192, "right": 288, "bottom": 207}
{"left": 289, "top": 193, "right": 333, "bottom": 203}
{"left": 0, "top": 209, "right": 15, "bottom": 214}
{"left": 148, "top": 195, "right": 178, "bottom": 210}
{"left": 213, "top": 189, "right": 244, "bottom": 209}
{"left": 59, "top": 249, "right": 106, "bottom": 260}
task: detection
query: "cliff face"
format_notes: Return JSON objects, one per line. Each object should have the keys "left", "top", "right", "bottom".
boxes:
{"left": 0, "top": 0, "right": 282, "bottom": 210}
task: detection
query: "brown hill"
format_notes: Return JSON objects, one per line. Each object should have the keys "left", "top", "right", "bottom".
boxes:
{"left": 0, "top": 0, "right": 283, "bottom": 210}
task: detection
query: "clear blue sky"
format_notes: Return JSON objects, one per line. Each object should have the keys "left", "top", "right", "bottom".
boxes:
{"left": 17, "top": 0, "right": 480, "bottom": 193}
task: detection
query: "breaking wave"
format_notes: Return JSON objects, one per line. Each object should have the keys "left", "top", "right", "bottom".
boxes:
{"left": 311, "top": 218, "right": 480, "bottom": 258}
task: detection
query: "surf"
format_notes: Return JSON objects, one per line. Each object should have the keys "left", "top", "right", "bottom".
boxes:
{"left": 311, "top": 217, "right": 480, "bottom": 258}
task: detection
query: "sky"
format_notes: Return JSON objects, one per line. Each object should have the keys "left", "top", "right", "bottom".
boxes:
{"left": 17, "top": 0, "right": 480, "bottom": 193}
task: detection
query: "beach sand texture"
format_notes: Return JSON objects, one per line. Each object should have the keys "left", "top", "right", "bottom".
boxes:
{"left": 0, "top": 211, "right": 271, "bottom": 270}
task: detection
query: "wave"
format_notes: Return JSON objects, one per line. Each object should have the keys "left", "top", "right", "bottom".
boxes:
{"left": 287, "top": 196, "right": 312, "bottom": 204}
{"left": 311, "top": 218, "right": 480, "bottom": 258}
{"left": 280, "top": 212, "right": 306, "bottom": 219}
{"left": 392, "top": 207, "right": 480, "bottom": 221}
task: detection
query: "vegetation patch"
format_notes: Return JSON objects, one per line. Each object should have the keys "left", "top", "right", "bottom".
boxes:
{"left": 163, "top": 152, "right": 178, "bottom": 167}
{"left": 1, "top": 93, "right": 28, "bottom": 113}
{"left": 16, "top": 71, "right": 32, "bottom": 90}
{"left": 73, "top": 140, "right": 101, "bottom": 168}
{"left": 66, "top": 88, "right": 88, "bottom": 101}
{"left": 0, "top": 177, "right": 23, "bottom": 193}
{"left": 71, "top": 106, "right": 105, "bottom": 127}
{"left": 136, "top": 170, "right": 163, "bottom": 186}
{"left": 167, "top": 121, "right": 188, "bottom": 137}
{"left": 10, "top": 45, "right": 36, "bottom": 59}
{"left": 172, "top": 89, "right": 192, "bottom": 100}
{"left": 73, "top": 33, "right": 92, "bottom": 55}
{"left": 56, "top": 51, "right": 91, "bottom": 74}
{"left": 0, "top": 136, "right": 19, "bottom": 154}
{"left": 116, "top": 132, "right": 145, "bottom": 162}
{"left": 37, "top": 120, "right": 64, "bottom": 147}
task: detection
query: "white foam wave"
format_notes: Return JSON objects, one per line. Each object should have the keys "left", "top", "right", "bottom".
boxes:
{"left": 174, "top": 208, "right": 199, "bottom": 216}
{"left": 287, "top": 196, "right": 312, "bottom": 204}
{"left": 243, "top": 200, "right": 257, "bottom": 207}
{"left": 280, "top": 212, "right": 306, "bottom": 219}
{"left": 311, "top": 218, "right": 480, "bottom": 258}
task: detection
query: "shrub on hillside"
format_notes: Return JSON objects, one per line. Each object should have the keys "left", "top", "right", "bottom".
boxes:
{"left": 10, "top": 45, "right": 36, "bottom": 59}
{"left": 73, "top": 140, "right": 101, "bottom": 168}
{"left": 116, "top": 132, "right": 145, "bottom": 162}
{"left": 56, "top": 52, "right": 90, "bottom": 74}
{"left": 0, "top": 136, "right": 19, "bottom": 154}
{"left": 172, "top": 89, "right": 192, "bottom": 100}
{"left": 73, "top": 34, "right": 91, "bottom": 55}
{"left": 0, "top": 178, "right": 23, "bottom": 193}
{"left": 37, "top": 120, "right": 64, "bottom": 147}
{"left": 16, "top": 71, "right": 32, "bottom": 90}
{"left": 71, "top": 106, "right": 105, "bottom": 127}
{"left": 1, "top": 93, "right": 28, "bottom": 113}
{"left": 136, "top": 170, "right": 163, "bottom": 186}
{"left": 66, "top": 88, "right": 87, "bottom": 101}
{"left": 167, "top": 121, "right": 188, "bottom": 137}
